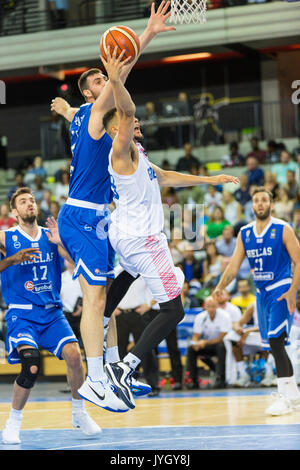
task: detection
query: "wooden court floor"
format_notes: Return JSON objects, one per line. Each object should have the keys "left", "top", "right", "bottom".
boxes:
{"left": 0, "top": 385, "right": 300, "bottom": 450}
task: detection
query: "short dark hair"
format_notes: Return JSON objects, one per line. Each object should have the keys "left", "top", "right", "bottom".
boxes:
{"left": 251, "top": 186, "right": 273, "bottom": 202}
{"left": 78, "top": 68, "right": 101, "bottom": 98}
{"left": 10, "top": 187, "right": 33, "bottom": 210}
{"left": 103, "top": 107, "right": 117, "bottom": 130}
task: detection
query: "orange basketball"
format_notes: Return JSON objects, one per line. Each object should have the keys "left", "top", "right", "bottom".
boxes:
{"left": 100, "top": 25, "right": 140, "bottom": 63}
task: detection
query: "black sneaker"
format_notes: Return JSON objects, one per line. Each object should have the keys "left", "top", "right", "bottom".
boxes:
{"left": 105, "top": 361, "right": 135, "bottom": 409}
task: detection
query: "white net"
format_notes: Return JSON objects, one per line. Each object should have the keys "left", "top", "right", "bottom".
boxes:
{"left": 170, "top": 0, "right": 207, "bottom": 24}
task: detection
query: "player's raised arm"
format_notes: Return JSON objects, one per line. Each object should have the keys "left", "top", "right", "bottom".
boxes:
{"left": 91, "top": 2, "right": 174, "bottom": 120}
{"left": 101, "top": 47, "right": 136, "bottom": 159}
{"left": 212, "top": 232, "right": 246, "bottom": 299}
{"left": 150, "top": 163, "right": 239, "bottom": 187}
{"left": 277, "top": 224, "right": 300, "bottom": 314}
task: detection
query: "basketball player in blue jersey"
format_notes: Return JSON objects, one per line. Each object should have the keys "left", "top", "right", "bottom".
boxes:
{"left": 50, "top": 2, "right": 176, "bottom": 410}
{"left": 0, "top": 188, "right": 104, "bottom": 444}
{"left": 98, "top": 46, "right": 239, "bottom": 410}
{"left": 213, "top": 187, "right": 300, "bottom": 416}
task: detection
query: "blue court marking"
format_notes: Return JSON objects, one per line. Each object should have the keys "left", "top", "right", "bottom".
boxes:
{"left": 1, "top": 424, "right": 300, "bottom": 450}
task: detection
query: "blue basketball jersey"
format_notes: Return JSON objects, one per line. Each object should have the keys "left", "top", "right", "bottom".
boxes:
{"left": 240, "top": 217, "right": 292, "bottom": 290}
{"left": 1, "top": 226, "right": 63, "bottom": 308}
{"left": 69, "top": 103, "right": 113, "bottom": 205}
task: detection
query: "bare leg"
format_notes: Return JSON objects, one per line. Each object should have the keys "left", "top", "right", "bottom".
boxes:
{"left": 61, "top": 342, "right": 85, "bottom": 399}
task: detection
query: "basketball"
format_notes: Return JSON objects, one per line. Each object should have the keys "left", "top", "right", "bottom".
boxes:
{"left": 100, "top": 25, "right": 140, "bottom": 63}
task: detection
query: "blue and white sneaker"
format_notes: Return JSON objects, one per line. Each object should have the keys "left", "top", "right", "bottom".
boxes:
{"left": 131, "top": 376, "right": 152, "bottom": 397}
{"left": 78, "top": 376, "right": 129, "bottom": 413}
{"left": 105, "top": 361, "right": 136, "bottom": 409}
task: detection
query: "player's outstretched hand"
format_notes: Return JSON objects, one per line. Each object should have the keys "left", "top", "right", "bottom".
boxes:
{"left": 10, "top": 248, "right": 41, "bottom": 265}
{"left": 277, "top": 289, "right": 296, "bottom": 315}
{"left": 100, "top": 46, "right": 133, "bottom": 83}
{"left": 147, "top": 1, "right": 176, "bottom": 34}
{"left": 51, "top": 97, "right": 70, "bottom": 116}
{"left": 214, "top": 174, "right": 239, "bottom": 185}
{"left": 45, "top": 216, "right": 61, "bottom": 245}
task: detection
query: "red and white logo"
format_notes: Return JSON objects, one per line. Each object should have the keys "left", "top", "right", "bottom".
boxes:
{"left": 24, "top": 281, "right": 34, "bottom": 291}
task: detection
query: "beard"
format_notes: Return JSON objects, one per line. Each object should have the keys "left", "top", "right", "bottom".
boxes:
{"left": 253, "top": 206, "right": 271, "bottom": 220}
{"left": 21, "top": 215, "right": 37, "bottom": 224}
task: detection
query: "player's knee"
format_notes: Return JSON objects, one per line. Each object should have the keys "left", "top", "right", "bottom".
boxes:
{"left": 16, "top": 348, "right": 40, "bottom": 389}
{"left": 62, "top": 343, "right": 82, "bottom": 369}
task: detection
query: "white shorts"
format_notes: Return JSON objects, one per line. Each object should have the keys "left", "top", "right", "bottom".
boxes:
{"left": 109, "top": 229, "right": 184, "bottom": 304}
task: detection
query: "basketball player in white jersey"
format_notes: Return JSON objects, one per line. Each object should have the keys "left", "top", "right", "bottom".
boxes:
{"left": 100, "top": 46, "right": 239, "bottom": 409}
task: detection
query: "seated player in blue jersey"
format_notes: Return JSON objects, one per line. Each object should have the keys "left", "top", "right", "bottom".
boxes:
{"left": 0, "top": 188, "right": 106, "bottom": 445}
{"left": 49, "top": 2, "right": 176, "bottom": 411}
{"left": 213, "top": 187, "right": 300, "bottom": 416}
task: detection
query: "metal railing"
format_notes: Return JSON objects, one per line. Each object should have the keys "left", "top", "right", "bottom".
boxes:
{"left": 0, "top": 0, "right": 274, "bottom": 37}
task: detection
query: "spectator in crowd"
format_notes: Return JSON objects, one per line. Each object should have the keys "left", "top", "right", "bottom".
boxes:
{"left": 24, "top": 156, "right": 47, "bottom": 185}
{"left": 231, "top": 279, "right": 256, "bottom": 316}
{"left": 55, "top": 169, "right": 69, "bottom": 205}
{"left": 176, "top": 142, "right": 200, "bottom": 173}
{"left": 233, "top": 174, "right": 251, "bottom": 207}
{"left": 204, "top": 206, "right": 231, "bottom": 240}
{"left": 32, "top": 175, "right": 47, "bottom": 204}
{"left": 216, "top": 289, "right": 242, "bottom": 328}
{"left": 178, "top": 179, "right": 204, "bottom": 208}
{"left": 55, "top": 157, "right": 72, "bottom": 182}
{"left": 264, "top": 171, "right": 279, "bottom": 201}
{"left": 185, "top": 296, "right": 231, "bottom": 389}
{"left": 161, "top": 159, "right": 172, "bottom": 170}
{"left": 161, "top": 186, "right": 180, "bottom": 207}
{"left": 243, "top": 184, "right": 258, "bottom": 222}
{"left": 40, "top": 189, "right": 53, "bottom": 219}
{"left": 203, "top": 185, "right": 222, "bottom": 215}
{"left": 216, "top": 225, "right": 236, "bottom": 257}
{"left": 181, "top": 280, "right": 200, "bottom": 309}
{"left": 292, "top": 137, "right": 300, "bottom": 159}
{"left": 168, "top": 228, "right": 186, "bottom": 265}
{"left": 221, "top": 190, "right": 242, "bottom": 226}
{"left": 50, "top": 200, "right": 60, "bottom": 218}
{"left": 177, "top": 91, "right": 192, "bottom": 115}
{"left": 182, "top": 244, "right": 203, "bottom": 282}
{"left": 0, "top": 203, "right": 16, "bottom": 230}
{"left": 272, "top": 150, "right": 298, "bottom": 185}
{"left": 284, "top": 170, "right": 299, "bottom": 200}
{"left": 221, "top": 141, "right": 245, "bottom": 168}
{"left": 265, "top": 140, "right": 280, "bottom": 164}
{"left": 291, "top": 209, "right": 300, "bottom": 240}
{"left": 48, "top": 0, "right": 69, "bottom": 28}
{"left": 246, "top": 137, "right": 266, "bottom": 164}
{"left": 60, "top": 259, "right": 83, "bottom": 347}
{"left": 244, "top": 156, "right": 265, "bottom": 187}
{"left": 7, "top": 172, "right": 25, "bottom": 201}
{"left": 202, "top": 241, "right": 225, "bottom": 288}
{"left": 273, "top": 187, "right": 294, "bottom": 222}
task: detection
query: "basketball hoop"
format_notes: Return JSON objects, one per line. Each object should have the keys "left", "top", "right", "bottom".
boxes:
{"left": 170, "top": 0, "right": 207, "bottom": 24}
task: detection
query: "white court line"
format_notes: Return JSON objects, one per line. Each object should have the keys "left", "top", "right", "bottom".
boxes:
{"left": 47, "top": 432, "right": 300, "bottom": 451}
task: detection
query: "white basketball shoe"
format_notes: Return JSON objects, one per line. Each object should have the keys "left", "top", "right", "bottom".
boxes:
{"left": 72, "top": 410, "right": 102, "bottom": 436}
{"left": 2, "top": 419, "right": 21, "bottom": 444}
{"left": 78, "top": 376, "right": 129, "bottom": 413}
{"left": 265, "top": 393, "right": 293, "bottom": 416}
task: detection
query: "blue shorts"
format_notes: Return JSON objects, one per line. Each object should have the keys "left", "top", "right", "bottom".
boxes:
{"left": 5, "top": 305, "right": 77, "bottom": 364}
{"left": 58, "top": 203, "right": 115, "bottom": 286}
{"left": 256, "top": 283, "right": 294, "bottom": 350}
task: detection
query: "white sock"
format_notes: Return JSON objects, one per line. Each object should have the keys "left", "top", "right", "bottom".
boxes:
{"left": 123, "top": 352, "right": 141, "bottom": 370}
{"left": 72, "top": 398, "right": 85, "bottom": 414}
{"left": 277, "top": 376, "right": 300, "bottom": 400}
{"left": 86, "top": 356, "right": 105, "bottom": 382}
{"left": 105, "top": 346, "right": 120, "bottom": 364}
{"left": 237, "top": 361, "right": 246, "bottom": 376}
{"left": 9, "top": 408, "right": 22, "bottom": 422}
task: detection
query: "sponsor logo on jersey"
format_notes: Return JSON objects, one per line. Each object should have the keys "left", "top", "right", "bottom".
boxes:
{"left": 257, "top": 238, "right": 263, "bottom": 243}
{"left": 252, "top": 272, "right": 274, "bottom": 281}
{"left": 245, "top": 229, "right": 251, "bottom": 242}
{"left": 25, "top": 281, "right": 34, "bottom": 291}
{"left": 14, "top": 242, "right": 21, "bottom": 249}
{"left": 84, "top": 224, "right": 92, "bottom": 231}
{"left": 12, "top": 235, "right": 18, "bottom": 242}
{"left": 17, "top": 333, "right": 33, "bottom": 339}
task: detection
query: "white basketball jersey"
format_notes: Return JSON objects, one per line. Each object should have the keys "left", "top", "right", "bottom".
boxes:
{"left": 108, "top": 143, "right": 164, "bottom": 238}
